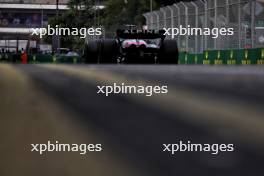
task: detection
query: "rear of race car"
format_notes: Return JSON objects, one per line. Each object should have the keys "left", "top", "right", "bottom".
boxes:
{"left": 84, "top": 29, "right": 179, "bottom": 64}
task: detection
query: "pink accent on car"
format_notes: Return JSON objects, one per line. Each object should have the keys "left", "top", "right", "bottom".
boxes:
{"left": 122, "top": 40, "right": 147, "bottom": 48}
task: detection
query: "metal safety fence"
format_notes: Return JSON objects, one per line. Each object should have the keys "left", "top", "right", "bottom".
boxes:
{"left": 143, "top": 0, "right": 264, "bottom": 54}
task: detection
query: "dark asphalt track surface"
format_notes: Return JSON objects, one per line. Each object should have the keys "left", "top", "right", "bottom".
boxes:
{"left": 1, "top": 64, "right": 264, "bottom": 176}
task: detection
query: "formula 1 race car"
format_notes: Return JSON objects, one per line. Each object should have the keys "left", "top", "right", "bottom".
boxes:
{"left": 84, "top": 29, "right": 178, "bottom": 64}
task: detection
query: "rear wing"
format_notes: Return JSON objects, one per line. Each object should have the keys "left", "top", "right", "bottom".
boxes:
{"left": 116, "top": 29, "right": 166, "bottom": 39}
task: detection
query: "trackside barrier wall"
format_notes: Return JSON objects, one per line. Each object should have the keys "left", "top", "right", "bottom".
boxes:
{"left": 0, "top": 54, "right": 82, "bottom": 64}
{"left": 0, "top": 50, "right": 263, "bottom": 65}
{"left": 0, "top": 53, "right": 12, "bottom": 62}
{"left": 178, "top": 48, "right": 264, "bottom": 65}
{"left": 55, "top": 56, "right": 82, "bottom": 63}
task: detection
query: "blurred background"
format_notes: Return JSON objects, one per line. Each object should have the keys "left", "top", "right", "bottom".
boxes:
{"left": 0, "top": 1, "right": 264, "bottom": 176}
{"left": 0, "top": 0, "right": 263, "bottom": 65}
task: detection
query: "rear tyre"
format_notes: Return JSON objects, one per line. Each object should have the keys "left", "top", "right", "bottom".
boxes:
{"left": 99, "top": 39, "right": 118, "bottom": 64}
{"left": 158, "top": 40, "right": 179, "bottom": 64}
{"left": 84, "top": 40, "right": 100, "bottom": 63}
